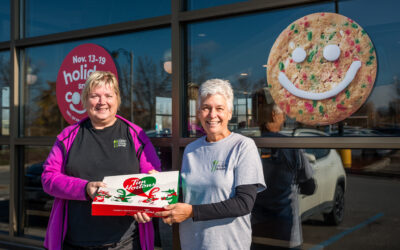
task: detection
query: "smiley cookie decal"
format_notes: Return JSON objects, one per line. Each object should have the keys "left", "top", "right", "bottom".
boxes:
{"left": 267, "top": 13, "right": 377, "bottom": 125}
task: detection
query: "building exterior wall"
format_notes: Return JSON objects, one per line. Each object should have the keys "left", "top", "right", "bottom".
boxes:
{"left": 0, "top": 0, "right": 399, "bottom": 248}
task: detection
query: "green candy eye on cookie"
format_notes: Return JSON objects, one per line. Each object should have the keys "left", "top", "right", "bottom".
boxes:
{"left": 267, "top": 12, "right": 377, "bottom": 125}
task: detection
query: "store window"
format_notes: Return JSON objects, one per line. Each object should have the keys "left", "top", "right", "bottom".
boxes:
{"left": 23, "top": 146, "right": 51, "bottom": 239}
{"left": 186, "top": 3, "right": 335, "bottom": 137}
{"left": 339, "top": 0, "right": 400, "bottom": 136}
{"left": 0, "top": 1, "right": 10, "bottom": 42}
{"left": 187, "top": 1, "right": 400, "bottom": 138}
{"left": 254, "top": 145, "right": 399, "bottom": 248}
{"left": 21, "top": 28, "right": 171, "bottom": 137}
{"left": 0, "top": 145, "right": 9, "bottom": 234}
{"left": 186, "top": 0, "right": 246, "bottom": 10}
{"left": 0, "top": 52, "right": 10, "bottom": 136}
{"left": 23, "top": 0, "right": 171, "bottom": 38}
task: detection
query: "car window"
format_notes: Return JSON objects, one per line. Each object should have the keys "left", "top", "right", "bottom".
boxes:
{"left": 305, "top": 148, "right": 331, "bottom": 160}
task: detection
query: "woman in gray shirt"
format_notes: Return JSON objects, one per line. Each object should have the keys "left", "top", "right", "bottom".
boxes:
{"left": 156, "top": 79, "right": 266, "bottom": 249}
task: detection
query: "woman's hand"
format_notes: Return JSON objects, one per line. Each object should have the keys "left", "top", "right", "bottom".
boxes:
{"left": 155, "top": 203, "right": 193, "bottom": 225}
{"left": 86, "top": 181, "right": 106, "bottom": 199}
{"left": 133, "top": 212, "right": 152, "bottom": 223}
{"left": 148, "top": 169, "right": 159, "bottom": 174}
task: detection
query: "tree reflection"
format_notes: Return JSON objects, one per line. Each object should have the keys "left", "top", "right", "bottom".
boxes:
{"left": 32, "top": 81, "right": 68, "bottom": 136}
{"left": 117, "top": 55, "right": 171, "bottom": 130}
{"left": 0, "top": 55, "right": 10, "bottom": 87}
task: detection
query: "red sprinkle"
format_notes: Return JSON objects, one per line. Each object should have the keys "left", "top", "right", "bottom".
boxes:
{"left": 367, "top": 75, "right": 372, "bottom": 83}
{"left": 345, "top": 51, "right": 350, "bottom": 57}
{"left": 345, "top": 29, "right": 351, "bottom": 35}
{"left": 334, "top": 60, "right": 340, "bottom": 68}
{"left": 304, "top": 21, "right": 310, "bottom": 28}
{"left": 305, "top": 102, "right": 314, "bottom": 112}
{"left": 290, "top": 59, "right": 294, "bottom": 63}
{"left": 355, "top": 45, "right": 361, "bottom": 52}
{"left": 348, "top": 18, "right": 354, "bottom": 23}
{"left": 290, "top": 99, "right": 297, "bottom": 105}
{"left": 324, "top": 114, "right": 329, "bottom": 118}
{"left": 337, "top": 104, "right": 347, "bottom": 111}
{"left": 347, "top": 37, "right": 355, "bottom": 46}
{"left": 321, "top": 13, "right": 325, "bottom": 16}
{"left": 304, "top": 16, "right": 308, "bottom": 20}
{"left": 286, "top": 104, "right": 291, "bottom": 113}
{"left": 302, "top": 73, "right": 308, "bottom": 80}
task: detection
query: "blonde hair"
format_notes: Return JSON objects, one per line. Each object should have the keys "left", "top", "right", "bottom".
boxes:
{"left": 81, "top": 71, "right": 121, "bottom": 108}
{"left": 198, "top": 78, "right": 234, "bottom": 111}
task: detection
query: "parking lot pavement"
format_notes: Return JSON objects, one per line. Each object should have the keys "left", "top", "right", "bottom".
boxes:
{"left": 301, "top": 174, "right": 400, "bottom": 250}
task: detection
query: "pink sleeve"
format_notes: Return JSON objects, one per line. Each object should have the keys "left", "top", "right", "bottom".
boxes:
{"left": 41, "top": 140, "right": 89, "bottom": 201}
{"left": 137, "top": 130, "right": 161, "bottom": 173}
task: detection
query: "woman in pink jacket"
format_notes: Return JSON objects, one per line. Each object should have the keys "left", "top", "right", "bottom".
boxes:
{"left": 41, "top": 71, "right": 161, "bottom": 250}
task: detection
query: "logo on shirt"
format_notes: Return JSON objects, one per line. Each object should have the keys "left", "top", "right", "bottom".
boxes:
{"left": 113, "top": 139, "right": 127, "bottom": 148}
{"left": 211, "top": 160, "right": 226, "bottom": 173}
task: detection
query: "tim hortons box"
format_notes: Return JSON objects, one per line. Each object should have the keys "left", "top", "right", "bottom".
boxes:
{"left": 92, "top": 171, "right": 179, "bottom": 217}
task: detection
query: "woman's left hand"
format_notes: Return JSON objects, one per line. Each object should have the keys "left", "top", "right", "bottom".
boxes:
{"left": 148, "top": 169, "right": 159, "bottom": 174}
{"left": 155, "top": 203, "right": 193, "bottom": 225}
{"left": 133, "top": 212, "right": 152, "bottom": 223}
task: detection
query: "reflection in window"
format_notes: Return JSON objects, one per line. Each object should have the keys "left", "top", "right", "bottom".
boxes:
{"left": 0, "top": 52, "right": 10, "bottom": 136}
{"left": 0, "top": 145, "right": 9, "bottom": 234}
{"left": 186, "top": 3, "right": 335, "bottom": 137}
{"left": 338, "top": 0, "right": 400, "bottom": 136}
{"left": 21, "top": 28, "right": 171, "bottom": 137}
{"left": 186, "top": 0, "right": 246, "bottom": 10}
{"left": 155, "top": 97, "right": 172, "bottom": 137}
{"left": 23, "top": 146, "right": 51, "bottom": 239}
{"left": 0, "top": 1, "right": 10, "bottom": 42}
{"left": 23, "top": 0, "right": 170, "bottom": 38}
{"left": 256, "top": 146, "right": 346, "bottom": 236}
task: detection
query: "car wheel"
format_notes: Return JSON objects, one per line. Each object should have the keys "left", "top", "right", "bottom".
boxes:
{"left": 323, "top": 185, "right": 345, "bottom": 225}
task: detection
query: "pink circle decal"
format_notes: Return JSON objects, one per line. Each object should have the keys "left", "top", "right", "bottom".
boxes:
{"left": 56, "top": 43, "right": 118, "bottom": 124}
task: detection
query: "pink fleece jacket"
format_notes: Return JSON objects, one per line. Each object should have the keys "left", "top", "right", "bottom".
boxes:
{"left": 41, "top": 115, "right": 161, "bottom": 250}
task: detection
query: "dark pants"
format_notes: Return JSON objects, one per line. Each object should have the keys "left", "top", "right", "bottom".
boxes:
{"left": 63, "top": 234, "right": 141, "bottom": 250}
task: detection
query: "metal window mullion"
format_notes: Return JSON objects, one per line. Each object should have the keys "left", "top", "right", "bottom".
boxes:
{"left": 14, "top": 15, "right": 171, "bottom": 49}
{"left": 177, "top": 137, "right": 400, "bottom": 149}
{"left": 9, "top": 0, "right": 20, "bottom": 237}
{"left": 179, "top": 0, "right": 331, "bottom": 22}
{"left": 252, "top": 137, "right": 400, "bottom": 149}
{"left": 171, "top": 2, "right": 184, "bottom": 250}
{"left": 171, "top": 0, "right": 183, "bottom": 172}
{"left": 0, "top": 41, "right": 10, "bottom": 51}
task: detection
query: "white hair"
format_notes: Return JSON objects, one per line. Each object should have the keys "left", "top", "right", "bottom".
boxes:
{"left": 197, "top": 78, "right": 234, "bottom": 111}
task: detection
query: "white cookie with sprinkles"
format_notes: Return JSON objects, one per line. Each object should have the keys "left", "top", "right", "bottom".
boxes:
{"left": 267, "top": 12, "right": 377, "bottom": 125}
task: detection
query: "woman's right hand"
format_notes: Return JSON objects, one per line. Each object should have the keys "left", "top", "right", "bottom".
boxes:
{"left": 86, "top": 181, "right": 107, "bottom": 199}
{"left": 155, "top": 203, "right": 193, "bottom": 225}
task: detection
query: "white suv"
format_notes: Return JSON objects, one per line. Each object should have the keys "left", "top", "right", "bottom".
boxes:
{"left": 293, "top": 129, "right": 347, "bottom": 225}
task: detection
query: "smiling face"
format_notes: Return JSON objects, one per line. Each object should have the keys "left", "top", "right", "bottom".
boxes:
{"left": 85, "top": 83, "right": 118, "bottom": 129}
{"left": 267, "top": 12, "right": 377, "bottom": 125}
{"left": 198, "top": 94, "right": 232, "bottom": 142}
